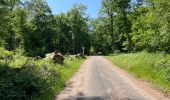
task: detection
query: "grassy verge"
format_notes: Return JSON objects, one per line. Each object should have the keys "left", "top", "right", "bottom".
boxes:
{"left": 108, "top": 51, "right": 170, "bottom": 93}
{"left": 0, "top": 48, "right": 84, "bottom": 100}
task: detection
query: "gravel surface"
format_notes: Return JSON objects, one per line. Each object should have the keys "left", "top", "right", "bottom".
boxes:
{"left": 55, "top": 56, "right": 170, "bottom": 100}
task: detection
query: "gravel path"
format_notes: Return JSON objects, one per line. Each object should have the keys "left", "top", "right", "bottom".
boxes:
{"left": 55, "top": 56, "right": 170, "bottom": 100}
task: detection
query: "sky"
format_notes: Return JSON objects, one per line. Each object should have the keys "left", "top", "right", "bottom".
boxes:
{"left": 45, "top": 0, "right": 102, "bottom": 18}
{"left": 45, "top": 0, "right": 137, "bottom": 18}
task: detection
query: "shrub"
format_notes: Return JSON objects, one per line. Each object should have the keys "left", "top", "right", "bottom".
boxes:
{"left": 0, "top": 47, "right": 13, "bottom": 60}
{"left": 0, "top": 49, "right": 83, "bottom": 100}
{"left": 0, "top": 62, "right": 61, "bottom": 100}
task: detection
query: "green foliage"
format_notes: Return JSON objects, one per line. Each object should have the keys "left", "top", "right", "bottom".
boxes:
{"left": 130, "top": 0, "right": 170, "bottom": 52}
{"left": 0, "top": 0, "right": 91, "bottom": 56}
{"left": 90, "top": 18, "right": 112, "bottom": 54}
{"left": 0, "top": 48, "right": 13, "bottom": 61}
{"left": 90, "top": 0, "right": 170, "bottom": 54}
{"left": 108, "top": 52, "right": 170, "bottom": 92}
{"left": 0, "top": 49, "right": 83, "bottom": 100}
{"left": 0, "top": 0, "right": 22, "bottom": 50}
{"left": 67, "top": 4, "right": 90, "bottom": 54}
{"left": 90, "top": 0, "right": 132, "bottom": 54}
{"left": 23, "top": 0, "right": 55, "bottom": 54}
{"left": 53, "top": 4, "right": 91, "bottom": 54}
{"left": 0, "top": 1, "right": 88, "bottom": 99}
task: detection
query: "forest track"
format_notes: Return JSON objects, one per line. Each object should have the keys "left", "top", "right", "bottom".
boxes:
{"left": 55, "top": 56, "right": 169, "bottom": 100}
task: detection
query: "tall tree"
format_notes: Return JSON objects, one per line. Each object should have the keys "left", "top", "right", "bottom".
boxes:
{"left": 131, "top": 0, "right": 170, "bottom": 52}
{"left": 67, "top": 4, "right": 90, "bottom": 54}
{"left": 114, "top": 0, "right": 132, "bottom": 51}
{"left": 100, "top": 0, "right": 115, "bottom": 35}
{"left": 99, "top": 0, "right": 132, "bottom": 52}
{"left": 25, "top": 0, "right": 55, "bottom": 55}
{"left": 0, "top": 0, "right": 22, "bottom": 50}
{"left": 90, "top": 18, "right": 112, "bottom": 54}
{"left": 100, "top": 0, "right": 116, "bottom": 50}
{"left": 54, "top": 13, "right": 72, "bottom": 54}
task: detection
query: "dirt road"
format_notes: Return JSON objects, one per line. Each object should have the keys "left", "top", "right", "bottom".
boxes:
{"left": 55, "top": 56, "right": 169, "bottom": 100}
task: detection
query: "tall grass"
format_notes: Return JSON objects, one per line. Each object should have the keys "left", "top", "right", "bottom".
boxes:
{"left": 108, "top": 51, "right": 170, "bottom": 93}
{"left": 0, "top": 48, "right": 84, "bottom": 100}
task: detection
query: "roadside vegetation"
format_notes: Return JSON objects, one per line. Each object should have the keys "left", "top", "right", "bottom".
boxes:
{"left": 108, "top": 52, "right": 170, "bottom": 93}
{"left": 0, "top": 1, "right": 87, "bottom": 99}
{"left": 1, "top": 0, "right": 170, "bottom": 99}
{"left": 0, "top": 48, "right": 83, "bottom": 100}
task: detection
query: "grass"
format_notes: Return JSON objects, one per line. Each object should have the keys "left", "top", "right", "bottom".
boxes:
{"left": 0, "top": 48, "right": 84, "bottom": 100}
{"left": 108, "top": 51, "right": 170, "bottom": 93}
{"left": 33, "top": 58, "right": 84, "bottom": 100}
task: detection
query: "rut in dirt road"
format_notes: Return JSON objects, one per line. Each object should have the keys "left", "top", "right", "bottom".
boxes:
{"left": 55, "top": 56, "right": 169, "bottom": 100}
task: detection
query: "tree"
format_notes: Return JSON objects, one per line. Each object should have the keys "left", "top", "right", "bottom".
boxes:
{"left": 131, "top": 0, "right": 170, "bottom": 52}
{"left": 113, "top": 0, "right": 132, "bottom": 51}
{"left": 90, "top": 18, "right": 112, "bottom": 54}
{"left": 0, "top": 0, "right": 22, "bottom": 50}
{"left": 99, "top": 0, "right": 132, "bottom": 52}
{"left": 0, "top": 1, "right": 91, "bottom": 55}
{"left": 24, "top": 0, "right": 55, "bottom": 56}
{"left": 100, "top": 0, "right": 116, "bottom": 50}
{"left": 100, "top": 0, "right": 115, "bottom": 35}
{"left": 0, "top": 0, "right": 9, "bottom": 46}
{"left": 54, "top": 13, "right": 72, "bottom": 54}
{"left": 67, "top": 4, "right": 91, "bottom": 54}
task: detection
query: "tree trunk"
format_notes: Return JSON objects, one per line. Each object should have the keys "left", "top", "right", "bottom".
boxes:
{"left": 110, "top": 13, "right": 115, "bottom": 48}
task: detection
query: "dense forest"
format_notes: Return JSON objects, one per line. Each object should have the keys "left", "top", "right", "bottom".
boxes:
{"left": 0, "top": 0, "right": 170, "bottom": 99}
{"left": 0, "top": 0, "right": 91, "bottom": 56}
{"left": 91, "top": 0, "right": 170, "bottom": 54}
{"left": 1, "top": 0, "right": 170, "bottom": 55}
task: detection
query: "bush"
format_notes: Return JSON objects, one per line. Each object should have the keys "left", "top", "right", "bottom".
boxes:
{"left": 0, "top": 62, "right": 60, "bottom": 100}
{"left": 0, "top": 47, "right": 13, "bottom": 60}
{"left": 0, "top": 49, "right": 83, "bottom": 100}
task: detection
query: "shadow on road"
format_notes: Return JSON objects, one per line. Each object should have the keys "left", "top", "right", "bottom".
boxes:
{"left": 75, "top": 97, "right": 104, "bottom": 100}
